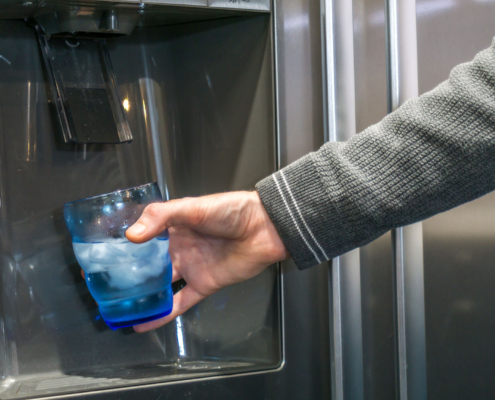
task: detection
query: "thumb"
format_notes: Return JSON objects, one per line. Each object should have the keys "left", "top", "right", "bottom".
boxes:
{"left": 126, "top": 198, "right": 201, "bottom": 243}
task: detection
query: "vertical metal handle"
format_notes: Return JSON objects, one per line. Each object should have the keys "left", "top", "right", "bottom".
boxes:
{"left": 385, "top": 1, "right": 427, "bottom": 399}
{"left": 321, "top": 1, "right": 364, "bottom": 399}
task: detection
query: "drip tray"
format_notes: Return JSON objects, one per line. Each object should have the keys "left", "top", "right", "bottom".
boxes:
{"left": 0, "top": 360, "right": 265, "bottom": 399}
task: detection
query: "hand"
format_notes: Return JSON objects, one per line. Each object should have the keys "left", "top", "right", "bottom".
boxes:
{"left": 125, "top": 191, "right": 289, "bottom": 333}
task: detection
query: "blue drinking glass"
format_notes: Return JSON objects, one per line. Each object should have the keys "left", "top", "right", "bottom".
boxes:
{"left": 64, "top": 183, "right": 173, "bottom": 329}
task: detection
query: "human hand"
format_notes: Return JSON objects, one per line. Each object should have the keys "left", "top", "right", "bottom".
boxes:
{"left": 125, "top": 191, "right": 289, "bottom": 333}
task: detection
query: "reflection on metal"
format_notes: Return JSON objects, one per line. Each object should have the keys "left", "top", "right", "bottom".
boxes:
{"left": 321, "top": 0, "right": 336, "bottom": 143}
{"left": 73, "top": 143, "right": 88, "bottom": 161}
{"left": 0, "top": 0, "right": 274, "bottom": 33}
{"left": 99, "top": 9, "right": 120, "bottom": 33}
{"left": 25, "top": 81, "right": 37, "bottom": 162}
{"left": 385, "top": 1, "right": 427, "bottom": 399}
{"left": 328, "top": 250, "right": 364, "bottom": 400}
{"left": 176, "top": 316, "right": 186, "bottom": 357}
{"left": 329, "top": 258, "right": 344, "bottom": 399}
{"left": 416, "top": 0, "right": 456, "bottom": 17}
{"left": 35, "top": 8, "right": 140, "bottom": 37}
{"left": 393, "top": 228, "right": 408, "bottom": 400}
{"left": 208, "top": 0, "right": 270, "bottom": 11}
{"left": 321, "top": 0, "right": 364, "bottom": 399}
{"left": 272, "top": 0, "right": 286, "bottom": 376}
{"left": 139, "top": 77, "right": 175, "bottom": 201}
{"left": 272, "top": 0, "right": 281, "bottom": 173}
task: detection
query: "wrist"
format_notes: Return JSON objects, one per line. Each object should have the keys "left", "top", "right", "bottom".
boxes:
{"left": 251, "top": 190, "right": 290, "bottom": 264}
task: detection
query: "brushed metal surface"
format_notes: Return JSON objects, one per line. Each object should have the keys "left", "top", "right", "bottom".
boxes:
{"left": 209, "top": 0, "right": 270, "bottom": 11}
{"left": 95, "top": 0, "right": 270, "bottom": 11}
{"left": 0, "top": 1, "right": 270, "bottom": 24}
{"left": 385, "top": 1, "right": 427, "bottom": 399}
{"left": 329, "top": 249, "right": 364, "bottom": 400}
{"left": 416, "top": 1, "right": 495, "bottom": 399}
{"left": 352, "top": 1, "right": 396, "bottom": 399}
{"left": 92, "top": 0, "right": 209, "bottom": 6}
{"left": 321, "top": 0, "right": 364, "bottom": 399}
{"left": 275, "top": 0, "right": 324, "bottom": 168}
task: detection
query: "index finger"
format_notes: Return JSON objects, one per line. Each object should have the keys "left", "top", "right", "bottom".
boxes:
{"left": 126, "top": 198, "right": 201, "bottom": 244}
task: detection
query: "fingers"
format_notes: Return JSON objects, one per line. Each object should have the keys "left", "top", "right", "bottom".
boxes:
{"left": 126, "top": 198, "right": 202, "bottom": 244}
{"left": 133, "top": 286, "right": 205, "bottom": 333}
{"left": 172, "top": 267, "right": 181, "bottom": 283}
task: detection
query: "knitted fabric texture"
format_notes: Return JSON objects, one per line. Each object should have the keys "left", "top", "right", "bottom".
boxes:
{"left": 256, "top": 38, "right": 495, "bottom": 270}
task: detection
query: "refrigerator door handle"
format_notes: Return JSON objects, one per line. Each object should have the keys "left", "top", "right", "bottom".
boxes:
{"left": 385, "top": 1, "right": 427, "bottom": 399}
{"left": 321, "top": 1, "right": 364, "bottom": 399}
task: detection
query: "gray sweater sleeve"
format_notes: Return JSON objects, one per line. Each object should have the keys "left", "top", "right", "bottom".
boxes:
{"left": 256, "top": 37, "right": 495, "bottom": 270}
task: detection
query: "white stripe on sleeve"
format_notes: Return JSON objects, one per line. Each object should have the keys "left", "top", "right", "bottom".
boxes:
{"left": 273, "top": 174, "right": 321, "bottom": 264}
{"left": 280, "top": 170, "right": 329, "bottom": 260}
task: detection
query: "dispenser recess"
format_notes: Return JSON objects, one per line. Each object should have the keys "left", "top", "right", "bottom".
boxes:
{"left": 0, "top": 1, "right": 279, "bottom": 399}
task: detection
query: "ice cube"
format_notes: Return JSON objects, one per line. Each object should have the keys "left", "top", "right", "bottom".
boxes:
{"left": 88, "top": 243, "right": 129, "bottom": 265}
{"left": 73, "top": 242, "right": 91, "bottom": 268}
{"left": 74, "top": 239, "right": 170, "bottom": 290}
{"left": 155, "top": 239, "right": 169, "bottom": 259}
{"left": 106, "top": 258, "right": 166, "bottom": 290}
{"left": 84, "top": 262, "right": 111, "bottom": 274}
{"left": 129, "top": 240, "right": 158, "bottom": 259}
{"left": 107, "top": 264, "right": 147, "bottom": 289}
{"left": 145, "top": 256, "right": 167, "bottom": 277}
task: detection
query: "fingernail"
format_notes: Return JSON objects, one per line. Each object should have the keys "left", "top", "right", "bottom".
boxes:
{"left": 128, "top": 223, "right": 146, "bottom": 235}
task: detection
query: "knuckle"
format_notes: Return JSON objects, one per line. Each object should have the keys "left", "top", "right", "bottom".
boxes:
{"left": 144, "top": 203, "right": 162, "bottom": 218}
{"left": 190, "top": 202, "right": 207, "bottom": 226}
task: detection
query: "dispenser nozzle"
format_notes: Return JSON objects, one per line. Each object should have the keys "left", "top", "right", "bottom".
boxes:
{"left": 100, "top": 10, "right": 119, "bottom": 33}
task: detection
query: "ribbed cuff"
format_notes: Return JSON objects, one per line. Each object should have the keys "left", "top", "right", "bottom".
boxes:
{"left": 256, "top": 154, "right": 336, "bottom": 270}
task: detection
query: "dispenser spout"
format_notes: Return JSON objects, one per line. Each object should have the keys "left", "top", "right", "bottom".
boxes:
{"left": 100, "top": 10, "right": 119, "bottom": 33}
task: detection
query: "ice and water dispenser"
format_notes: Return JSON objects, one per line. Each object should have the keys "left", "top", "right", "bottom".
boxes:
{"left": 0, "top": 1, "right": 279, "bottom": 398}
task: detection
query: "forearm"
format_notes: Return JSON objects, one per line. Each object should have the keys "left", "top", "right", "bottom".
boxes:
{"left": 257, "top": 37, "right": 495, "bottom": 270}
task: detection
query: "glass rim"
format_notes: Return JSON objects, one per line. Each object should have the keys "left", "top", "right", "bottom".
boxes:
{"left": 64, "top": 182, "right": 159, "bottom": 208}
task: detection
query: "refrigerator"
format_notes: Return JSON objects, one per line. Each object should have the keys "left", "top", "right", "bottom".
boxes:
{"left": 2, "top": 0, "right": 495, "bottom": 399}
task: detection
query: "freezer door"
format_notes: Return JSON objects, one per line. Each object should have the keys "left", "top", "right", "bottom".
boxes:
{"left": 0, "top": 1, "right": 331, "bottom": 399}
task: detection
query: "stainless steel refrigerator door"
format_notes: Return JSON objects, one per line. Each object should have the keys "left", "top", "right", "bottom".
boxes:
{"left": 328, "top": 1, "right": 495, "bottom": 400}
{"left": 0, "top": 1, "right": 332, "bottom": 399}
{"left": 416, "top": 1, "right": 495, "bottom": 399}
